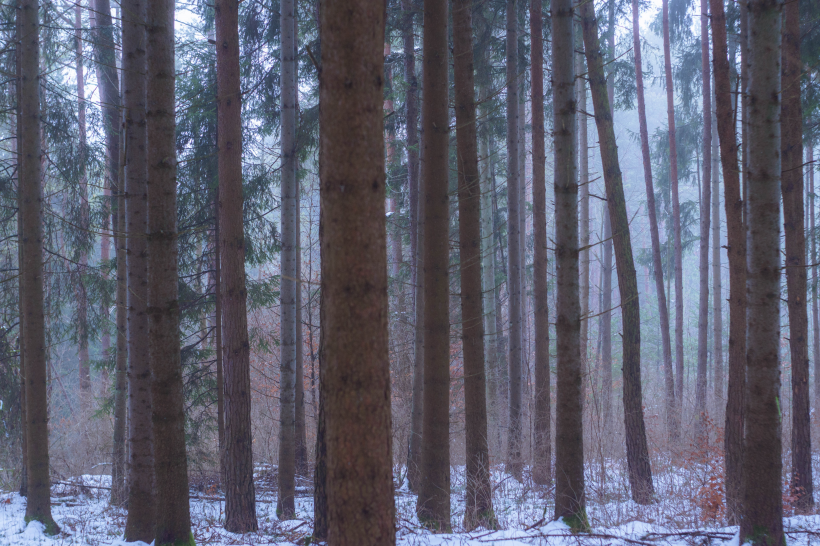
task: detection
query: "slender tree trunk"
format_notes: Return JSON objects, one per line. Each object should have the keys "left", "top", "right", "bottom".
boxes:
{"left": 580, "top": 0, "right": 655, "bottom": 504}
{"left": 741, "top": 1, "right": 783, "bottom": 542}
{"left": 578, "top": 39, "right": 590, "bottom": 385}
{"left": 18, "top": 0, "right": 57, "bottom": 532}
{"left": 552, "top": 0, "right": 585, "bottom": 526}
{"left": 531, "top": 0, "right": 551, "bottom": 488}
{"left": 711, "top": 85, "right": 723, "bottom": 412}
{"left": 15, "top": 6, "right": 27, "bottom": 500}
{"left": 215, "top": 0, "right": 258, "bottom": 531}
{"left": 505, "top": 0, "right": 523, "bottom": 481}
{"left": 277, "top": 0, "right": 298, "bottom": 519}
{"left": 319, "top": 0, "right": 396, "bottom": 540}
{"left": 146, "top": 0, "right": 194, "bottom": 541}
{"left": 214, "top": 196, "right": 226, "bottom": 484}
{"left": 417, "top": 0, "right": 451, "bottom": 529}
{"left": 781, "top": 0, "right": 812, "bottom": 513}
{"left": 453, "top": 0, "right": 494, "bottom": 528}
{"left": 122, "top": 0, "right": 155, "bottom": 537}
{"left": 632, "top": 0, "right": 675, "bottom": 445}
{"left": 811, "top": 146, "right": 820, "bottom": 416}
{"left": 313, "top": 301, "right": 327, "bottom": 541}
{"left": 694, "top": 0, "right": 712, "bottom": 446}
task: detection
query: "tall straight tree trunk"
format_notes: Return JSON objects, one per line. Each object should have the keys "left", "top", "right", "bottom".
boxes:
{"left": 417, "top": 0, "right": 451, "bottom": 530}
{"left": 319, "top": 0, "right": 396, "bottom": 540}
{"left": 122, "top": 0, "right": 154, "bottom": 537}
{"left": 453, "top": 0, "right": 494, "bottom": 528}
{"left": 403, "top": 0, "right": 423, "bottom": 493}
{"left": 662, "top": 0, "right": 685, "bottom": 412}
{"left": 577, "top": 41, "right": 590, "bottom": 380}
{"left": 741, "top": 0, "right": 783, "bottom": 542}
{"left": 711, "top": 87, "right": 723, "bottom": 411}
{"left": 694, "top": 0, "right": 712, "bottom": 444}
{"left": 710, "top": 0, "right": 745, "bottom": 523}
{"left": 216, "top": 0, "right": 258, "bottom": 531}
{"left": 214, "top": 196, "right": 226, "bottom": 484}
{"left": 552, "top": 0, "right": 585, "bottom": 527}
{"left": 811, "top": 146, "right": 820, "bottom": 415}
{"left": 632, "top": 0, "right": 675, "bottom": 444}
{"left": 145, "top": 0, "right": 194, "bottom": 542}
{"left": 18, "top": 0, "right": 57, "bottom": 532}
{"left": 781, "top": 0, "right": 812, "bottom": 513}
{"left": 277, "top": 0, "right": 298, "bottom": 519}
{"left": 531, "top": 0, "right": 551, "bottom": 488}
{"left": 580, "top": 0, "right": 655, "bottom": 504}
{"left": 505, "top": 0, "right": 523, "bottom": 481}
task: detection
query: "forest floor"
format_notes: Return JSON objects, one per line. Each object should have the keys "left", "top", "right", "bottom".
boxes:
{"left": 2, "top": 462, "right": 820, "bottom": 545}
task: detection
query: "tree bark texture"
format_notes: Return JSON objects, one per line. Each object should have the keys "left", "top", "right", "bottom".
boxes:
{"left": 811, "top": 146, "right": 820, "bottom": 417}
{"left": 580, "top": 0, "right": 655, "bottom": 505}
{"left": 711, "top": 85, "right": 723, "bottom": 412}
{"left": 319, "top": 0, "right": 396, "bottom": 540}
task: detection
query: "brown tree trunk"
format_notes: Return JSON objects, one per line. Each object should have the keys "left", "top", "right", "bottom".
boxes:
{"left": 122, "top": 0, "right": 155, "bottom": 537}
{"left": 811, "top": 146, "right": 820, "bottom": 417}
{"left": 552, "top": 0, "right": 585, "bottom": 526}
{"left": 694, "top": 0, "right": 712, "bottom": 446}
{"left": 453, "top": 0, "right": 494, "bottom": 528}
{"left": 632, "top": 0, "right": 675, "bottom": 445}
{"left": 277, "top": 0, "right": 298, "bottom": 519}
{"left": 531, "top": 0, "right": 551, "bottom": 488}
{"left": 215, "top": 0, "right": 258, "bottom": 531}
{"left": 214, "top": 196, "right": 226, "bottom": 484}
{"left": 505, "top": 0, "right": 523, "bottom": 481}
{"left": 416, "top": 0, "right": 451, "bottom": 530}
{"left": 145, "top": 0, "right": 194, "bottom": 541}
{"left": 113, "top": 127, "right": 128, "bottom": 506}
{"left": 319, "top": 0, "right": 396, "bottom": 540}
{"left": 741, "top": 1, "right": 784, "bottom": 542}
{"left": 578, "top": 39, "right": 590, "bottom": 387}
{"left": 781, "top": 0, "right": 812, "bottom": 513}
{"left": 711, "top": 87, "right": 723, "bottom": 413}
{"left": 18, "top": 0, "right": 57, "bottom": 532}
{"left": 580, "top": 0, "right": 654, "bottom": 505}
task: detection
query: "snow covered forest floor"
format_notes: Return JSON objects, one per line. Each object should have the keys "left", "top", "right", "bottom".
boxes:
{"left": 3, "top": 462, "right": 820, "bottom": 545}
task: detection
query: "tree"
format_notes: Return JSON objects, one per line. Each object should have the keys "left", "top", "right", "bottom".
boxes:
{"left": 711, "top": 91, "right": 723, "bottom": 413}
{"left": 319, "top": 0, "right": 396, "bottom": 539}
{"left": 580, "top": 0, "right": 654, "bottom": 505}
{"left": 122, "top": 0, "right": 155, "bottom": 537}
{"left": 216, "top": 0, "right": 258, "bottom": 531}
{"left": 145, "top": 0, "right": 194, "bottom": 541}
{"left": 741, "top": 0, "right": 784, "bottom": 542}
{"left": 631, "top": 0, "right": 675, "bottom": 444}
{"left": 577, "top": 32, "right": 590, "bottom": 389}
{"left": 781, "top": 0, "right": 813, "bottom": 513}
{"left": 811, "top": 146, "right": 820, "bottom": 417}
{"left": 277, "top": 0, "right": 298, "bottom": 519}
{"left": 552, "top": 0, "right": 585, "bottom": 527}
{"left": 531, "top": 0, "right": 551, "bottom": 488}
{"left": 18, "top": 0, "right": 58, "bottom": 533}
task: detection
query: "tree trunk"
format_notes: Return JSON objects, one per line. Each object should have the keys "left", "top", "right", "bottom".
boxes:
{"left": 580, "top": 0, "right": 654, "bottom": 505}
{"left": 694, "top": 0, "right": 712, "bottom": 446}
{"left": 277, "top": 0, "right": 298, "bottom": 519}
{"left": 416, "top": 0, "right": 451, "bottom": 529}
{"left": 531, "top": 0, "right": 551, "bottom": 488}
{"left": 453, "top": 0, "right": 494, "bottom": 528}
{"left": 811, "top": 146, "right": 820, "bottom": 417}
{"left": 319, "top": 0, "right": 396, "bottom": 540}
{"left": 214, "top": 196, "right": 226, "bottom": 484}
{"left": 552, "top": 0, "right": 585, "bottom": 526}
{"left": 215, "top": 0, "right": 258, "bottom": 531}
{"left": 741, "top": 1, "right": 784, "bottom": 542}
{"left": 145, "top": 0, "right": 194, "bottom": 541}
{"left": 578, "top": 38, "right": 590, "bottom": 388}
{"left": 122, "top": 0, "right": 155, "bottom": 537}
{"left": 781, "top": 0, "right": 812, "bottom": 513}
{"left": 711, "top": 84, "right": 723, "bottom": 413}
{"left": 18, "top": 0, "right": 57, "bottom": 532}
{"left": 505, "top": 0, "right": 523, "bottom": 481}
{"left": 632, "top": 0, "right": 675, "bottom": 445}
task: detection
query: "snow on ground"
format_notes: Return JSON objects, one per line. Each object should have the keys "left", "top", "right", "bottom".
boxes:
{"left": 2, "top": 465, "right": 820, "bottom": 545}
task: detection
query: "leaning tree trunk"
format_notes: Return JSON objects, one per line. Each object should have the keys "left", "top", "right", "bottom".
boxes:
{"left": 741, "top": 1, "right": 784, "bottom": 543}
{"left": 18, "top": 0, "right": 58, "bottom": 533}
{"left": 781, "top": 0, "right": 813, "bottom": 513}
{"left": 416, "top": 0, "right": 451, "bottom": 529}
{"left": 694, "top": 0, "right": 712, "bottom": 446}
{"left": 122, "top": 0, "right": 155, "bottom": 537}
{"left": 453, "top": 0, "right": 494, "bottom": 528}
{"left": 145, "top": 0, "right": 194, "bottom": 542}
{"left": 632, "top": 0, "right": 675, "bottom": 445}
{"left": 277, "top": 0, "right": 298, "bottom": 519}
{"left": 216, "top": 0, "right": 258, "bottom": 531}
{"left": 319, "top": 0, "right": 396, "bottom": 540}
{"left": 580, "top": 0, "right": 655, "bottom": 505}
{"left": 710, "top": 0, "right": 746, "bottom": 523}
{"left": 531, "top": 0, "right": 551, "bottom": 488}
{"left": 552, "top": 0, "right": 585, "bottom": 528}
